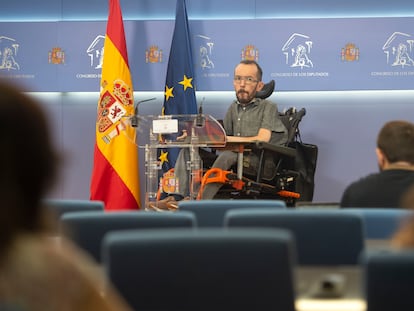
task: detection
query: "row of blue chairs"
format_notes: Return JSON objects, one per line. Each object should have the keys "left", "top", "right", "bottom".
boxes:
{"left": 61, "top": 208, "right": 362, "bottom": 266}
{"left": 49, "top": 198, "right": 413, "bottom": 239}
{"left": 49, "top": 199, "right": 414, "bottom": 264}
{"left": 48, "top": 199, "right": 414, "bottom": 311}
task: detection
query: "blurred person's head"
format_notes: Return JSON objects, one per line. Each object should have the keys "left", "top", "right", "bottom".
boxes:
{"left": 0, "top": 81, "right": 59, "bottom": 253}
{"left": 376, "top": 120, "right": 414, "bottom": 171}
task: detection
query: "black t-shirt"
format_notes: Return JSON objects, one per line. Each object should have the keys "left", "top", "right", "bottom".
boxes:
{"left": 340, "top": 169, "right": 414, "bottom": 208}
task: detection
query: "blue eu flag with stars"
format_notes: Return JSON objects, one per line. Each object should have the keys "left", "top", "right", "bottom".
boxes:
{"left": 158, "top": 0, "right": 198, "bottom": 197}
{"left": 163, "top": 0, "right": 197, "bottom": 117}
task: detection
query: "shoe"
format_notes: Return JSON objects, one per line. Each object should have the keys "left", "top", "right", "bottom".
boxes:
{"left": 147, "top": 196, "right": 178, "bottom": 212}
{"left": 168, "top": 196, "right": 190, "bottom": 210}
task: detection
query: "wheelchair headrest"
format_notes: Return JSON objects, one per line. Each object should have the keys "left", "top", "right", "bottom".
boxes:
{"left": 255, "top": 80, "right": 275, "bottom": 99}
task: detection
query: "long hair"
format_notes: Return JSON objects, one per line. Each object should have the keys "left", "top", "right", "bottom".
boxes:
{"left": 0, "top": 81, "right": 59, "bottom": 254}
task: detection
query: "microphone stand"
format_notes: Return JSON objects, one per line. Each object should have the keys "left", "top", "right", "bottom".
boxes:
{"left": 131, "top": 97, "right": 156, "bottom": 127}
{"left": 195, "top": 97, "right": 205, "bottom": 128}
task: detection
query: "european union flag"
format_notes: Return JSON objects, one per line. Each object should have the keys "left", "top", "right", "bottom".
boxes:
{"left": 160, "top": 0, "right": 197, "bottom": 175}
{"left": 163, "top": 0, "right": 197, "bottom": 116}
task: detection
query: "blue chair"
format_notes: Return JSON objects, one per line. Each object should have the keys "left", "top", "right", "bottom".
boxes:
{"left": 178, "top": 199, "right": 286, "bottom": 227}
{"left": 342, "top": 208, "right": 414, "bottom": 239}
{"left": 102, "top": 228, "right": 296, "bottom": 311}
{"left": 44, "top": 199, "right": 104, "bottom": 219}
{"left": 225, "top": 208, "right": 364, "bottom": 266}
{"left": 60, "top": 211, "right": 196, "bottom": 263}
{"left": 363, "top": 249, "right": 414, "bottom": 310}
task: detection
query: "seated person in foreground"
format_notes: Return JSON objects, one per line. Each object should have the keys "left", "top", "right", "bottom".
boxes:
{"left": 0, "top": 81, "right": 132, "bottom": 311}
{"left": 340, "top": 120, "right": 414, "bottom": 208}
{"left": 155, "top": 60, "right": 287, "bottom": 209}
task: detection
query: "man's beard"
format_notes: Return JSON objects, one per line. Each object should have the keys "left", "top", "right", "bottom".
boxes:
{"left": 237, "top": 90, "right": 255, "bottom": 104}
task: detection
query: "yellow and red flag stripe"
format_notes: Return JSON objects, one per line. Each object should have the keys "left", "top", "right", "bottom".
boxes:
{"left": 90, "top": 0, "right": 140, "bottom": 210}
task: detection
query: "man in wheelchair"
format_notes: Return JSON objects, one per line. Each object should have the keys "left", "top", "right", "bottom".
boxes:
{"left": 153, "top": 59, "right": 318, "bottom": 211}
{"left": 198, "top": 59, "right": 288, "bottom": 200}
{"left": 154, "top": 60, "right": 308, "bottom": 210}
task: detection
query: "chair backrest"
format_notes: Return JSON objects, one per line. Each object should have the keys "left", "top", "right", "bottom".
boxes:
{"left": 44, "top": 199, "right": 104, "bottom": 219}
{"left": 363, "top": 250, "right": 414, "bottom": 311}
{"left": 342, "top": 208, "right": 414, "bottom": 239}
{"left": 102, "top": 228, "right": 296, "bottom": 311}
{"left": 225, "top": 208, "right": 364, "bottom": 266}
{"left": 60, "top": 211, "right": 196, "bottom": 262}
{"left": 178, "top": 199, "right": 286, "bottom": 227}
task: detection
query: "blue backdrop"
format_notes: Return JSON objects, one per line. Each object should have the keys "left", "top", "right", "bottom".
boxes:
{"left": 1, "top": 17, "right": 414, "bottom": 92}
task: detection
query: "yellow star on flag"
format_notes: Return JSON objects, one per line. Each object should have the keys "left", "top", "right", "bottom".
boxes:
{"left": 165, "top": 85, "right": 174, "bottom": 101}
{"left": 179, "top": 74, "right": 193, "bottom": 91}
{"left": 159, "top": 150, "right": 169, "bottom": 165}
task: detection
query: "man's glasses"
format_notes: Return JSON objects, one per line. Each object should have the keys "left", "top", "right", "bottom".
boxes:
{"left": 233, "top": 76, "right": 259, "bottom": 85}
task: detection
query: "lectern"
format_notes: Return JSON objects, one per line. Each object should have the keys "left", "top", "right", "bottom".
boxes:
{"left": 129, "top": 114, "right": 226, "bottom": 209}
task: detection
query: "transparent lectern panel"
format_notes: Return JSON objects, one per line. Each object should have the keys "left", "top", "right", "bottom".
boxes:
{"left": 124, "top": 114, "right": 226, "bottom": 209}
{"left": 126, "top": 114, "right": 226, "bottom": 148}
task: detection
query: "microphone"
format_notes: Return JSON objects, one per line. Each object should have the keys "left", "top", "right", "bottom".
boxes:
{"left": 195, "top": 97, "right": 205, "bottom": 128}
{"left": 131, "top": 97, "right": 156, "bottom": 127}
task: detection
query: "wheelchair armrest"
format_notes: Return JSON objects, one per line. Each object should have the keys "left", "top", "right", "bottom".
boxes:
{"left": 252, "top": 141, "right": 296, "bottom": 158}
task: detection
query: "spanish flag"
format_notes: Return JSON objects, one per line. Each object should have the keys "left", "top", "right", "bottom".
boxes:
{"left": 90, "top": 0, "right": 140, "bottom": 210}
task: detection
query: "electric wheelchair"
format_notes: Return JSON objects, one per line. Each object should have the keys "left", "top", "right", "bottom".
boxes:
{"left": 198, "top": 80, "right": 318, "bottom": 207}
